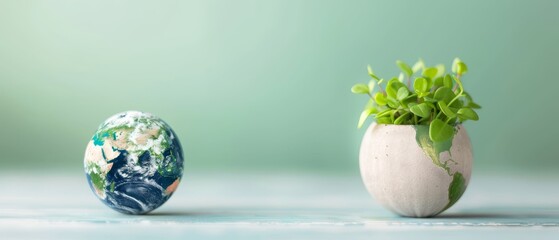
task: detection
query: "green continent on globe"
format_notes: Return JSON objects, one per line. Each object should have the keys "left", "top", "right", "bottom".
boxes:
{"left": 445, "top": 172, "right": 466, "bottom": 210}
{"left": 414, "top": 125, "right": 466, "bottom": 211}
{"left": 84, "top": 111, "right": 184, "bottom": 214}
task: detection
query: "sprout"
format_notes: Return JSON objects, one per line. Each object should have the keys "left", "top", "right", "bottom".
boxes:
{"left": 351, "top": 58, "right": 481, "bottom": 142}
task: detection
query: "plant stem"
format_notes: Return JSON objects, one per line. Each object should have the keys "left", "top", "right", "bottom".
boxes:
{"left": 448, "top": 74, "right": 464, "bottom": 107}
{"left": 377, "top": 82, "right": 385, "bottom": 94}
{"left": 452, "top": 74, "right": 461, "bottom": 92}
{"left": 436, "top": 110, "right": 443, "bottom": 119}
{"left": 445, "top": 117, "right": 454, "bottom": 124}
{"left": 430, "top": 111, "right": 434, "bottom": 122}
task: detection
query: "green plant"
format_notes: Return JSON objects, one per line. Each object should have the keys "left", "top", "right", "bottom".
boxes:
{"left": 351, "top": 58, "right": 481, "bottom": 142}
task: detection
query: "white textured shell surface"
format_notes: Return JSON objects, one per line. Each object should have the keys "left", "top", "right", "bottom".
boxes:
{"left": 359, "top": 123, "right": 472, "bottom": 217}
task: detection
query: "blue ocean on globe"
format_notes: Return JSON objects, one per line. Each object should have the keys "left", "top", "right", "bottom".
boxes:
{"left": 84, "top": 111, "right": 184, "bottom": 214}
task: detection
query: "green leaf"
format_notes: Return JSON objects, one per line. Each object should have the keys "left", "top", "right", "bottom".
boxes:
{"left": 464, "top": 91, "right": 473, "bottom": 102}
{"left": 413, "top": 77, "right": 428, "bottom": 94}
{"left": 433, "top": 77, "right": 444, "bottom": 87}
{"left": 452, "top": 58, "right": 468, "bottom": 75}
{"left": 351, "top": 83, "right": 369, "bottom": 94}
{"left": 376, "top": 109, "right": 394, "bottom": 119}
{"left": 456, "top": 62, "right": 468, "bottom": 75}
{"left": 418, "top": 116, "right": 431, "bottom": 124}
{"left": 394, "top": 112, "right": 411, "bottom": 125}
{"left": 401, "top": 94, "right": 418, "bottom": 107}
{"left": 396, "top": 87, "right": 409, "bottom": 100}
{"left": 429, "top": 119, "right": 454, "bottom": 142}
{"left": 438, "top": 101, "right": 457, "bottom": 118}
{"left": 424, "top": 101, "right": 436, "bottom": 109}
{"left": 386, "top": 78, "right": 407, "bottom": 99}
{"left": 374, "top": 92, "right": 387, "bottom": 106}
{"left": 410, "top": 103, "right": 433, "bottom": 118}
{"left": 368, "top": 80, "right": 375, "bottom": 93}
{"left": 396, "top": 60, "right": 413, "bottom": 77}
{"left": 434, "top": 87, "right": 456, "bottom": 104}
{"left": 443, "top": 74, "right": 453, "bottom": 88}
{"left": 435, "top": 64, "right": 445, "bottom": 78}
{"left": 468, "top": 102, "right": 482, "bottom": 109}
{"left": 398, "top": 72, "right": 405, "bottom": 82}
{"left": 358, "top": 108, "right": 375, "bottom": 128}
{"left": 423, "top": 96, "right": 437, "bottom": 102}
{"left": 376, "top": 117, "right": 392, "bottom": 124}
{"left": 457, "top": 108, "right": 479, "bottom": 121}
{"left": 422, "top": 67, "right": 438, "bottom": 79}
{"left": 463, "top": 92, "right": 479, "bottom": 108}
{"left": 425, "top": 77, "right": 433, "bottom": 90}
{"left": 407, "top": 102, "right": 417, "bottom": 108}
{"left": 390, "top": 108, "right": 397, "bottom": 122}
{"left": 363, "top": 98, "right": 373, "bottom": 109}
{"left": 363, "top": 99, "right": 379, "bottom": 114}
{"left": 367, "top": 65, "right": 379, "bottom": 80}
{"left": 450, "top": 98, "right": 464, "bottom": 108}
{"left": 452, "top": 58, "right": 461, "bottom": 73}
{"left": 386, "top": 96, "right": 399, "bottom": 108}
{"left": 412, "top": 58, "right": 425, "bottom": 73}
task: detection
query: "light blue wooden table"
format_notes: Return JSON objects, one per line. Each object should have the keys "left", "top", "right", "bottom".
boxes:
{"left": 1, "top": 171, "right": 558, "bottom": 239}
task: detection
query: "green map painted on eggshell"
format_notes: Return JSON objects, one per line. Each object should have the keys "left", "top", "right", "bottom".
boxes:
{"left": 414, "top": 125, "right": 454, "bottom": 175}
{"left": 444, "top": 172, "right": 466, "bottom": 210}
{"left": 414, "top": 125, "right": 466, "bottom": 211}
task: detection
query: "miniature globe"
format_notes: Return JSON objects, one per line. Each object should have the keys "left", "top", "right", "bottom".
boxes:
{"left": 84, "top": 111, "right": 184, "bottom": 214}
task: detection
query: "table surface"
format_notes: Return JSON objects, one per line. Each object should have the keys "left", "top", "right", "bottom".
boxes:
{"left": 1, "top": 171, "right": 558, "bottom": 239}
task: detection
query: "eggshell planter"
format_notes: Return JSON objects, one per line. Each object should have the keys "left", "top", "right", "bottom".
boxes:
{"left": 359, "top": 123, "right": 472, "bottom": 218}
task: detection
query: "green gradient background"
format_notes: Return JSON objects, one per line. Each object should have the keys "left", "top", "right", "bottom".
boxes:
{"left": 1, "top": 0, "right": 558, "bottom": 173}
